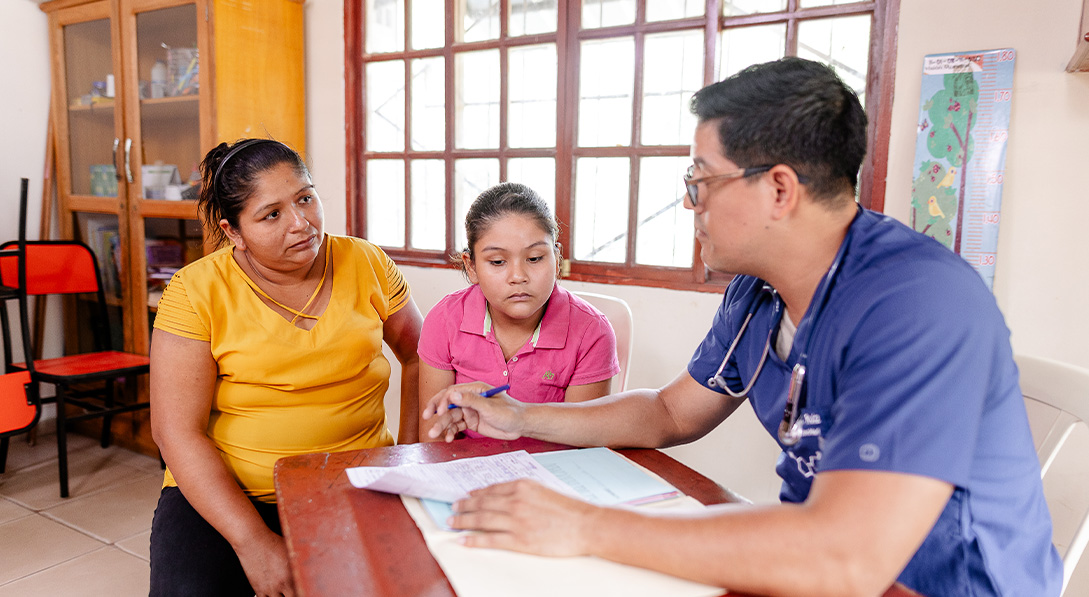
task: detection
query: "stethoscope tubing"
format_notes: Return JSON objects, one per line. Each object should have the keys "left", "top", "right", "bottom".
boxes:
{"left": 707, "top": 207, "right": 859, "bottom": 445}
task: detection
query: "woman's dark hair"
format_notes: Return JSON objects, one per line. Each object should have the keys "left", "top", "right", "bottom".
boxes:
{"left": 198, "top": 138, "right": 310, "bottom": 247}
{"left": 690, "top": 57, "right": 867, "bottom": 203}
{"left": 457, "top": 182, "right": 560, "bottom": 275}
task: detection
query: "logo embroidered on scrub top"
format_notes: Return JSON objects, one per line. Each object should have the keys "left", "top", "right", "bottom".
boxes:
{"left": 542, "top": 371, "right": 555, "bottom": 381}
{"left": 787, "top": 449, "right": 822, "bottom": 478}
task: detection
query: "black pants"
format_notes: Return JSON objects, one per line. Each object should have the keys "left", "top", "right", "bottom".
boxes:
{"left": 149, "top": 486, "right": 282, "bottom": 597}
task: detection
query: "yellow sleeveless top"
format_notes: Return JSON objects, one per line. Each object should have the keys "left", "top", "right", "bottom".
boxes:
{"left": 153, "top": 235, "right": 411, "bottom": 503}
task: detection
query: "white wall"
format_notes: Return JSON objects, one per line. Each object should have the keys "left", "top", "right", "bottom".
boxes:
{"left": 1, "top": 1, "right": 59, "bottom": 366}
{"left": 887, "top": 0, "right": 1089, "bottom": 369}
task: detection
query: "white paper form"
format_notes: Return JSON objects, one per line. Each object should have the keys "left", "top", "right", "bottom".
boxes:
{"left": 345, "top": 450, "right": 574, "bottom": 503}
{"left": 402, "top": 493, "right": 730, "bottom": 597}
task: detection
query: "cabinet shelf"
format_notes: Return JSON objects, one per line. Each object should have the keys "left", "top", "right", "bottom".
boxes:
{"left": 142, "top": 94, "right": 198, "bottom": 106}
{"left": 68, "top": 195, "right": 122, "bottom": 214}
{"left": 139, "top": 198, "right": 198, "bottom": 219}
{"left": 141, "top": 94, "right": 200, "bottom": 121}
{"left": 69, "top": 100, "right": 116, "bottom": 113}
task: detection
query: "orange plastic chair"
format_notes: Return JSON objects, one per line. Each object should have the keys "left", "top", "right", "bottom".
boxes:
{"left": 0, "top": 180, "right": 150, "bottom": 497}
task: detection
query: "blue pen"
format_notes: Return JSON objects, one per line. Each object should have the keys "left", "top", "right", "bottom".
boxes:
{"left": 448, "top": 384, "right": 510, "bottom": 409}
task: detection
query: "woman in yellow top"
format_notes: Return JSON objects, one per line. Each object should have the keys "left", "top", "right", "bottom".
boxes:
{"left": 149, "top": 138, "right": 423, "bottom": 597}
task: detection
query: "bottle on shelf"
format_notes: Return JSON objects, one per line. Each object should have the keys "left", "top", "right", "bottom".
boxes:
{"left": 150, "top": 60, "right": 167, "bottom": 99}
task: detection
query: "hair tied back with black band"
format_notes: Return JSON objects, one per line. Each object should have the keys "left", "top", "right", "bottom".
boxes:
{"left": 212, "top": 138, "right": 289, "bottom": 197}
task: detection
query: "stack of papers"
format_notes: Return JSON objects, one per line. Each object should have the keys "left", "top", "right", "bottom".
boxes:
{"left": 346, "top": 448, "right": 726, "bottom": 597}
{"left": 346, "top": 448, "right": 682, "bottom": 528}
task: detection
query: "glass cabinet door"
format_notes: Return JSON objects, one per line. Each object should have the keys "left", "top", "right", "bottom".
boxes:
{"left": 123, "top": 0, "right": 204, "bottom": 353}
{"left": 131, "top": 2, "right": 201, "bottom": 202}
{"left": 62, "top": 14, "right": 121, "bottom": 199}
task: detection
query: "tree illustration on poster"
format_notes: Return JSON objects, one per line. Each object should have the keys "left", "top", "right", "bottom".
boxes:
{"left": 911, "top": 71, "right": 978, "bottom": 250}
{"left": 929, "top": 72, "right": 976, "bottom": 252}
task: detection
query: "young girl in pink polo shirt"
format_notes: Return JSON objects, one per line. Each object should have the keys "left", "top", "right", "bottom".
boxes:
{"left": 418, "top": 182, "right": 619, "bottom": 439}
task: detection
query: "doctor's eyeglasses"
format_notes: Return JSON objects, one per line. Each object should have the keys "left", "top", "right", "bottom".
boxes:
{"left": 683, "top": 164, "right": 772, "bottom": 207}
{"left": 683, "top": 164, "right": 812, "bottom": 206}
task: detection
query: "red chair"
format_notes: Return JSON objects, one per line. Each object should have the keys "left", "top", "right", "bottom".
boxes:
{"left": 0, "top": 179, "right": 150, "bottom": 497}
{"left": 0, "top": 370, "right": 39, "bottom": 473}
{"left": 0, "top": 179, "right": 38, "bottom": 472}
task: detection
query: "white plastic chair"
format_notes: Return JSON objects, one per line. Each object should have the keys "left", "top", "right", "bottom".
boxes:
{"left": 573, "top": 292, "right": 633, "bottom": 392}
{"left": 1016, "top": 354, "right": 1089, "bottom": 595}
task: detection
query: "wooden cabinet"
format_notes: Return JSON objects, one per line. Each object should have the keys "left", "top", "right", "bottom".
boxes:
{"left": 1070, "top": 0, "right": 1089, "bottom": 72}
{"left": 41, "top": 0, "right": 305, "bottom": 455}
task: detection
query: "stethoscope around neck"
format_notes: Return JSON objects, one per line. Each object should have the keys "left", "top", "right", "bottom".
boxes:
{"left": 707, "top": 230, "right": 851, "bottom": 447}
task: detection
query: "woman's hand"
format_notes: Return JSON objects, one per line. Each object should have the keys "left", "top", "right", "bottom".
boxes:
{"left": 449, "top": 479, "right": 599, "bottom": 557}
{"left": 421, "top": 382, "right": 527, "bottom": 442}
{"left": 233, "top": 527, "right": 296, "bottom": 597}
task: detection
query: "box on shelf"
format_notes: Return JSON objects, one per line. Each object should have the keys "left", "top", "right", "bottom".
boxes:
{"left": 146, "top": 238, "right": 185, "bottom": 268}
{"left": 89, "top": 164, "right": 118, "bottom": 197}
{"left": 142, "top": 164, "right": 181, "bottom": 199}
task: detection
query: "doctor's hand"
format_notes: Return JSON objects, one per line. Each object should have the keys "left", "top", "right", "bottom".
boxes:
{"left": 421, "top": 382, "right": 526, "bottom": 442}
{"left": 450, "top": 479, "right": 598, "bottom": 557}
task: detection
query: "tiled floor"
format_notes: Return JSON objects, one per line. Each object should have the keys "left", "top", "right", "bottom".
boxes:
{"left": 0, "top": 427, "right": 162, "bottom": 597}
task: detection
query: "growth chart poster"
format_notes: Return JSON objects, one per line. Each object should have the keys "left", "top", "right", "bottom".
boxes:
{"left": 909, "top": 48, "right": 1016, "bottom": 291}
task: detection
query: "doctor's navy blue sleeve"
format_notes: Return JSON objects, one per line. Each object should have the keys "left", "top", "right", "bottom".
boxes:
{"left": 687, "top": 276, "right": 761, "bottom": 394}
{"left": 816, "top": 254, "right": 1015, "bottom": 486}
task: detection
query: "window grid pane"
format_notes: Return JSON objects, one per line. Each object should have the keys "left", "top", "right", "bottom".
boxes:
{"left": 582, "top": 0, "right": 636, "bottom": 29}
{"left": 507, "top": 158, "right": 556, "bottom": 218}
{"left": 718, "top": 23, "right": 787, "bottom": 80}
{"left": 411, "top": 57, "right": 445, "bottom": 151}
{"left": 455, "top": 50, "right": 500, "bottom": 150}
{"left": 510, "top": 0, "right": 558, "bottom": 36}
{"left": 366, "top": 0, "right": 404, "bottom": 53}
{"left": 366, "top": 159, "right": 406, "bottom": 247}
{"left": 509, "top": 44, "right": 558, "bottom": 149}
{"left": 646, "top": 0, "right": 704, "bottom": 22}
{"left": 721, "top": 0, "right": 787, "bottom": 17}
{"left": 573, "top": 157, "right": 630, "bottom": 264}
{"left": 410, "top": 159, "right": 446, "bottom": 250}
{"left": 453, "top": 158, "right": 500, "bottom": 251}
{"left": 366, "top": 60, "right": 406, "bottom": 152}
{"left": 578, "top": 38, "right": 635, "bottom": 147}
{"left": 636, "top": 157, "right": 694, "bottom": 267}
{"left": 411, "top": 0, "right": 444, "bottom": 50}
{"left": 642, "top": 31, "right": 703, "bottom": 146}
{"left": 797, "top": 15, "right": 871, "bottom": 101}
{"left": 459, "top": 0, "right": 501, "bottom": 43}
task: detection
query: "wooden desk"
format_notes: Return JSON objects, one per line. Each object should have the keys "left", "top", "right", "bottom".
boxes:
{"left": 274, "top": 437, "right": 918, "bottom": 597}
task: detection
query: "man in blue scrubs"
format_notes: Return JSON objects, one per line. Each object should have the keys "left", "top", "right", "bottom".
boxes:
{"left": 422, "top": 58, "right": 1061, "bottom": 596}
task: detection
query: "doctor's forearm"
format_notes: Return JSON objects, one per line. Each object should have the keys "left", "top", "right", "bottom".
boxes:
{"left": 519, "top": 388, "right": 685, "bottom": 448}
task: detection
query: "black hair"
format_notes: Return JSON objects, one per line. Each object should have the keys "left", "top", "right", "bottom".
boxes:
{"left": 457, "top": 182, "right": 560, "bottom": 275}
{"left": 198, "top": 138, "right": 310, "bottom": 247}
{"left": 689, "top": 57, "right": 867, "bottom": 202}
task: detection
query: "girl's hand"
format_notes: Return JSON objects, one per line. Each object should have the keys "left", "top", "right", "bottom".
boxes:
{"left": 421, "top": 382, "right": 526, "bottom": 442}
